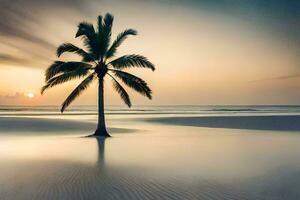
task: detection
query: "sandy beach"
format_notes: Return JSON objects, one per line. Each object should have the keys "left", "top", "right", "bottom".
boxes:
{"left": 1, "top": 108, "right": 300, "bottom": 200}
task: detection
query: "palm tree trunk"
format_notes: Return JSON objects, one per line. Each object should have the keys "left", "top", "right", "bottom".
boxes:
{"left": 94, "top": 77, "right": 110, "bottom": 137}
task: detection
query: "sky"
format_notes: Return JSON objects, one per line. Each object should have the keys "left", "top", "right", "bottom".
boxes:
{"left": 0, "top": 0, "right": 299, "bottom": 106}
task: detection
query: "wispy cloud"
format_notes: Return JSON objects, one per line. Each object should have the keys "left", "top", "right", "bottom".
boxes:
{"left": 0, "top": 0, "right": 87, "bottom": 68}
{"left": 252, "top": 74, "right": 300, "bottom": 82}
{"left": 0, "top": 0, "right": 299, "bottom": 69}
{"left": 0, "top": 2, "right": 57, "bottom": 48}
{"left": 0, "top": 92, "right": 26, "bottom": 104}
{"left": 0, "top": 54, "right": 48, "bottom": 68}
{"left": 0, "top": 55, "right": 31, "bottom": 65}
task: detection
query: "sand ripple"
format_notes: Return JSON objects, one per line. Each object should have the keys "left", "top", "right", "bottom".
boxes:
{"left": 0, "top": 161, "right": 271, "bottom": 200}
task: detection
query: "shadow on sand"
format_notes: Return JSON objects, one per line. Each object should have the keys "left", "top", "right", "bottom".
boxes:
{"left": 95, "top": 137, "right": 106, "bottom": 168}
{"left": 146, "top": 115, "right": 300, "bottom": 131}
{"left": 0, "top": 117, "right": 137, "bottom": 134}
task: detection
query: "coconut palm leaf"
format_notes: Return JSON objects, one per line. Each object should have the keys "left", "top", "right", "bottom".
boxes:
{"left": 81, "top": 36, "right": 99, "bottom": 59}
{"left": 97, "top": 15, "right": 103, "bottom": 34}
{"left": 109, "top": 54, "right": 155, "bottom": 71}
{"left": 106, "top": 29, "right": 137, "bottom": 59}
{"left": 76, "top": 22, "right": 100, "bottom": 58}
{"left": 45, "top": 61, "right": 92, "bottom": 81}
{"left": 56, "top": 43, "right": 94, "bottom": 62}
{"left": 103, "top": 13, "right": 114, "bottom": 39}
{"left": 98, "top": 13, "right": 114, "bottom": 57}
{"left": 42, "top": 68, "right": 90, "bottom": 94}
{"left": 76, "top": 22, "right": 95, "bottom": 39}
{"left": 61, "top": 73, "right": 96, "bottom": 112}
{"left": 110, "top": 69, "right": 152, "bottom": 99}
{"left": 108, "top": 74, "right": 131, "bottom": 107}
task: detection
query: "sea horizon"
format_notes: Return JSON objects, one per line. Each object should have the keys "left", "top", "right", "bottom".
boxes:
{"left": 1, "top": 104, "right": 300, "bottom": 115}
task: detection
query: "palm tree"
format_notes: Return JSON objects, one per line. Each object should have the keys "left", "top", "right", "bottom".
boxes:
{"left": 41, "top": 13, "right": 155, "bottom": 137}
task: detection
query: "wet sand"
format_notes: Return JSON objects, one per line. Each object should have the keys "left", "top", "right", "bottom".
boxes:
{"left": 145, "top": 115, "right": 300, "bottom": 131}
{"left": 1, "top": 115, "right": 300, "bottom": 200}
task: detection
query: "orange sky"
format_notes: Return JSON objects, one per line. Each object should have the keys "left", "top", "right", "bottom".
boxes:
{"left": 0, "top": 0, "right": 299, "bottom": 106}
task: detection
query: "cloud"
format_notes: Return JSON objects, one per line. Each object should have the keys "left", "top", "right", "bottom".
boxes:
{"left": 0, "top": 52, "right": 52, "bottom": 68}
{"left": 252, "top": 74, "right": 300, "bottom": 82}
{"left": 0, "top": 0, "right": 88, "bottom": 68}
{"left": 0, "top": 92, "right": 27, "bottom": 104}
{"left": 0, "top": 54, "right": 32, "bottom": 65}
{"left": 0, "top": 1, "right": 57, "bottom": 48}
{"left": 0, "top": 0, "right": 299, "bottom": 70}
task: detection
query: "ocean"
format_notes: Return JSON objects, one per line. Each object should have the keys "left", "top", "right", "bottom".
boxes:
{"left": 1, "top": 105, "right": 300, "bottom": 116}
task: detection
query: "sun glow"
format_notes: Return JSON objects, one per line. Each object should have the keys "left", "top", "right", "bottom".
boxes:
{"left": 27, "top": 92, "right": 35, "bottom": 98}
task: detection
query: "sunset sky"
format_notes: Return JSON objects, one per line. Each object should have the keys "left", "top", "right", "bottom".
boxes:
{"left": 0, "top": 0, "right": 299, "bottom": 106}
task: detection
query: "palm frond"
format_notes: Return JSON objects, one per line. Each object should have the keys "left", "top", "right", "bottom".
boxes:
{"left": 42, "top": 66, "right": 90, "bottom": 94}
{"left": 76, "top": 22, "right": 95, "bottom": 39}
{"left": 97, "top": 13, "right": 114, "bottom": 57}
{"left": 108, "top": 74, "right": 131, "bottom": 107}
{"left": 61, "top": 73, "right": 96, "bottom": 112}
{"left": 81, "top": 36, "right": 99, "bottom": 58}
{"left": 56, "top": 43, "right": 94, "bottom": 62}
{"left": 45, "top": 61, "right": 92, "bottom": 81}
{"left": 106, "top": 29, "right": 137, "bottom": 59}
{"left": 76, "top": 22, "right": 100, "bottom": 58}
{"left": 97, "top": 15, "right": 103, "bottom": 34}
{"left": 103, "top": 13, "right": 114, "bottom": 37}
{"left": 110, "top": 69, "right": 152, "bottom": 99}
{"left": 109, "top": 54, "right": 155, "bottom": 71}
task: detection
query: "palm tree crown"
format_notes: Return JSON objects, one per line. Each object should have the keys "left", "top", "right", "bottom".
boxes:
{"left": 41, "top": 13, "right": 155, "bottom": 113}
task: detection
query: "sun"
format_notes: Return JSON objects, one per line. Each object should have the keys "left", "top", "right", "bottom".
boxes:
{"left": 27, "top": 92, "right": 35, "bottom": 98}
